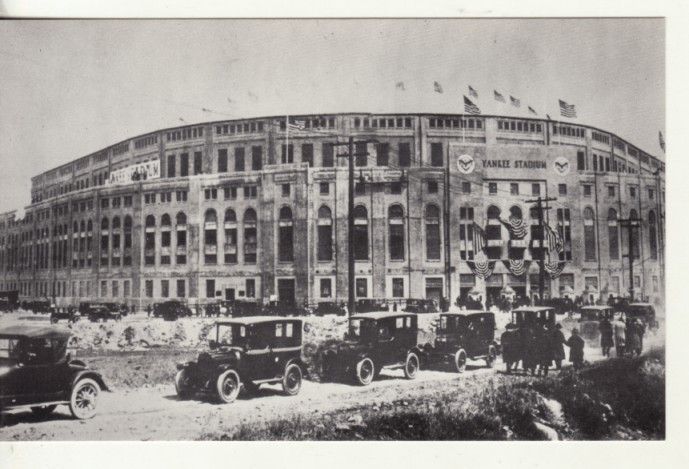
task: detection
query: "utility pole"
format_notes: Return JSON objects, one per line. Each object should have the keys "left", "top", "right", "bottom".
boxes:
{"left": 333, "top": 137, "right": 376, "bottom": 316}
{"left": 525, "top": 196, "right": 557, "bottom": 304}
{"left": 619, "top": 217, "right": 641, "bottom": 301}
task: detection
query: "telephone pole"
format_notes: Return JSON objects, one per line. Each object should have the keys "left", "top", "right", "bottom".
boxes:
{"left": 334, "top": 137, "right": 376, "bottom": 316}
{"left": 619, "top": 217, "right": 641, "bottom": 301}
{"left": 525, "top": 196, "right": 557, "bottom": 303}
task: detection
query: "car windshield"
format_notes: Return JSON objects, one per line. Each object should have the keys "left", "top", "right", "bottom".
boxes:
{"left": 348, "top": 318, "right": 377, "bottom": 342}
{"left": 0, "top": 337, "right": 21, "bottom": 364}
{"left": 627, "top": 306, "right": 652, "bottom": 318}
{"left": 215, "top": 324, "right": 250, "bottom": 348}
{"left": 438, "top": 316, "right": 466, "bottom": 333}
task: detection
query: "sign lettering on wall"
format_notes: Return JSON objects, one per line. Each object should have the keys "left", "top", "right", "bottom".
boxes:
{"left": 107, "top": 159, "right": 160, "bottom": 185}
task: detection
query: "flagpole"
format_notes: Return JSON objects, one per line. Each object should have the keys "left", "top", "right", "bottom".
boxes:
{"left": 285, "top": 114, "right": 289, "bottom": 163}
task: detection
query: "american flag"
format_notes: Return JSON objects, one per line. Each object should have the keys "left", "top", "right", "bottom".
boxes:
{"left": 528, "top": 106, "right": 537, "bottom": 116}
{"left": 510, "top": 96, "right": 521, "bottom": 108}
{"left": 468, "top": 85, "right": 478, "bottom": 98}
{"left": 464, "top": 96, "right": 481, "bottom": 115}
{"left": 433, "top": 81, "right": 443, "bottom": 93}
{"left": 559, "top": 99, "right": 577, "bottom": 118}
{"left": 659, "top": 131, "right": 665, "bottom": 152}
{"left": 287, "top": 119, "right": 306, "bottom": 131}
{"left": 494, "top": 90, "right": 505, "bottom": 103}
{"left": 545, "top": 224, "right": 564, "bottom": 253}
{"left": 472, "top": 222, "right": 486, "bottom": 253}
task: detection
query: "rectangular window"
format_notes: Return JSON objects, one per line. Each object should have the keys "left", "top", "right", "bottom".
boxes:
{"left": 218, "top": 149, "right": 228, "bottom": 172}
{"left": 488, "top": 182, "right": 497, "bottom": 195}
{"left": 390, "top": 181, "right": 402, "bottom": 194}
{"left": 281, "top": 144, "right": 294, "bottom": 164}
{"left": 194, "top": 152, "right": 203, "bottom": 175}
{"left": 180, "top": 153, "right": 189, "bottom": 176}
{"left": 376, "top": 143, "right": 389, "bottom": 166}
{"left": 245, "top": 279, "right": 256, "bottom": 298}
{"left": 577, "top": 151, "right": 586, "bottom": 171}
{"left": 124, "top": 280, "right": 130, "bottom": 298}
{"left": 206, "top": 279, "right": 215, "bottom": 298}
{"left": 427, "top": 180, "right": 438, "bottom": 194}
{"left": 282, "top": 184, "right": 291, "bottom": 197}
{"left": 531, "top": 183, "right": 541, "bottom": 196}
{"left": 510, "top": 183, "right": 519, "bottom": 195}
{"left": 301, "top": 144, "right": 313, "bottom": 167}
{"left": 355, "top": 142, "right": 367, "bottom": 167}
{"left": 161, "top": 280, "right": 169, "bottom": 298}
{"left": 322, "top": 143, "right": 334, "bottom": 167}
{"left": 167, "top": 154, "right": 176, "bottom": 178}
{"left": 648, "top": 188, "right": 655, "bottom": 200}
{"left": 430, "top": 142, "right": 443, "bottom": 167}
{"left": 235, "top": 147, "right": 245, "bottom": 172}
{"left": 224, "top": 186, "right": 237, "bottom": 200}
{"left": 320, "top": 278, "right": 332, "bottom": 298}
{"left": 251, "top": 145, "right": 263, "bottom": 170}
{"left": 461, "top": 182, "right": 471, "bottom": 194}
{"left": 583, "top": 185, "right": 592, "bottom": 197}
{"left": 398, "top": 142, "right": 411, "bottom": 167}
{"left": 145, "top": 280, "right": 153, "bottom": 298}
{"left": 392, "top": 278, "right": 404, "bottom": 298}
{"left": 244, "top": 186, "right": 257, "bottom": 199}
{"left": 319, "top": 182, "right": 329, "bottom": 195}
{"left": 630, "top": 187, "right": 636, "bottom": 198}
{"left": 355, "top": 278, "right": 368, "bottom": 298}
{"left": 558, "top": 184, "right": 567, "bottom": 196}
{"left": 608, "top": 186, "right": 616, "bottom": 197}
{"left": 176, "top": 279, "right": 185, "bottom": 298}
{"left": 101, "top": 280, "right": 107, "bottom": 297}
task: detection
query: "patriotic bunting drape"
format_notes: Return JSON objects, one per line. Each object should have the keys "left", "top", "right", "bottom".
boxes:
{"left": 500, "top": 216, "right": 528, "bottom": 239}
{"left": 502, "top": 259, "right": 530, "bottom": 277}
{"left": 467, "top": 252, "right": 496, "bottom": 279}
{"left": 544, "top": 260, "right": 567, "bottom": 279}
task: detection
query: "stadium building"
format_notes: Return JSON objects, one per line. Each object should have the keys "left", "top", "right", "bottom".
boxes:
{"left": 0, "top": 113, "right": 665, "bottom": 309}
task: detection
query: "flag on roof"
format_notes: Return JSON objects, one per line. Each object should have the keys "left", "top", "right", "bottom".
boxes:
{"left": 546, "top": 114, "right": 552, "bottom": 120}
{"left": 494, "top": 90, "right": 505, "bottom": 102}
{"left": 659, "top": 131, "right": 665, "bottom": 152}
{"left": 433, "top": 81, "right": 443, "bottom": 93}
{"left": 396, "top": 81, "right": 405, "bottom": 91}
{"left": 510, "top": 96, "right": 521, "bottom": 108}
{"left": 464, "top": 96, "right": 481, "bottom": 115}
{"left": 559, "top": 99, "right": 577, "bottom": 118}
{"left": 528, "top": 106, "right": 537, "bottom": 116}
{"left": 468, "top": 85, "right": 478, "bottom": 98}
{"left": 287, "top": 119, "right": 306, "bottom": 131}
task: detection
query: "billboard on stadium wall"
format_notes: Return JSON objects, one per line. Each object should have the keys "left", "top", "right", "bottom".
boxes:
{"left": 107, "top": 159, "right": 160, "bottom": 185}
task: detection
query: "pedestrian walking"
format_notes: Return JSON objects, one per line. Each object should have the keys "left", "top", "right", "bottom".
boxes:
{"left": 501, "top": 323, "right": 521, "bottom": 374}
{"left": 537, "top": 323, "right": 554, "bottom": 376}
{"left": 566, "top": 328, "right": 585, "bottom": 370}
{"left": 599, "top": 317, "right": 614, "bottom": 357}
{"left": 522, "top": 326, "right": 538, "bottom": 375}
{"left": 550, "top": 323, "right": 566, "bottom": 370}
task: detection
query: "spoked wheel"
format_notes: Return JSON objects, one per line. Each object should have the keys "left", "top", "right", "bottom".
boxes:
{"left": 404, "top": 352, "right": 420, "bottom": 379}
{"left": 486, "top": 346, "right": 497, "bottom": 368}
{"left": 354, "top": 357, "right": 375, "bottom": 386}
{"left": 69, "top": 378, "right": 100, "bottom": 420}
{"left": 216, "top": 369, "right": 241, "bottom": 404}
{"left": 31, "top": 404, "right": 57, "bottom": 418}
{"left": 282, "top": 363, "right": 303, "bottom": 396}
{"left": 175, "top": 369, "right": 192, "bottom": 399}
{"left": 454, "top": 350, "right": 467, "bottom": 373}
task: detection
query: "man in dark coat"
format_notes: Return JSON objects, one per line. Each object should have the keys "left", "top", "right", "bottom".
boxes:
{"left": 566, "top": 328, "right": 585, "bottom": 370}
{"left": 521, "top": 326, "right": 538, "bottom": 375}
{"left": 537, "top": 324, "right": 554, "bottom": 376}
{"left": 550, "top": 323, "right": 567, "bottom": 370}
{"left": 599, "top": 317, "right": 614, "bottom": 357}
{"left": 500, "top": 323, "right": 521, "bottom": 374}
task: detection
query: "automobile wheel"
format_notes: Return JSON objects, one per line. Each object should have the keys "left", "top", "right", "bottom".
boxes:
{"left": 175, "top": 369, "right": 192, "bottom": 399}
{"left": 30, "top": 405, "right": 57, "bottom": 418}
{"left": 454, "top": 349, "right": 467, "bottom": 373}
{"left": 282, "top": 363, "right": 303, "bottom": 396}
{"left": 404, "top": 352, "right": 420, "bottom": 379}
{"left": 354, "top": 357, "right": 375, "bottom": 386}
{"left": 69, "top": 378, "right": 100, "bottom": 420}
{"left": 216, "top": 369, "right": 241, "bottom": 404}
{"left": 486, "top": 346, "right": 497, "bottom": 368}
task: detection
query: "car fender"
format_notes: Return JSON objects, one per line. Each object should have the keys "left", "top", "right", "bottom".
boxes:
{"left": 285, "top": 357, "right": 309, "bottom": 378}
{"left": 72, "top": 370, "right": 109, "bottom": 392}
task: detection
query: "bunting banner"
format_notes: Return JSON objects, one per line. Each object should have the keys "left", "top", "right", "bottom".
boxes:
{"left": 544, "top": 260, "right": 567, "bottom": 279}
{"left": 499, "top": 216, "right": 528, "bottom": 239}
{"left": 467, "top": 251, "right": 495, "bottom": 279}
{"left": 502, "top": 259, "right": 530, "bottom": 277}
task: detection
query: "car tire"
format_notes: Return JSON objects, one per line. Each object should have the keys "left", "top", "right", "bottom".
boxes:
{"left": 454, "top": 349, "right": 467, "bottom": 373}
{"left": 175, "top": 370, "right": 192, "bottom": 399}
{"left": 282, "top": 363, "right": 303, "bottom": 396}
{"left": 31, "top": 404, "right": 57, "bottom": 418}
{"left": 404, "top": 352, "right": 420, "bottom": 379}
{"left": 486, "top": 346, "right": 497, "bottom": 368}
{"left": 354, "top": 357, "right": 375, "bottom": 386}
{"left": 69, "top": 378, "right": 100, "bottom": 420}
{"left": 216, "top": 369, "right": 241, "bottom": 404}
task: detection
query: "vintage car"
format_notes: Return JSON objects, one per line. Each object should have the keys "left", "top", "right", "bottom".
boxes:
{"left": 262, "top": 300, "right": 311, "bottom": 317}
{"left": 578, "top": 305, "right": 614, "bottom": 342}
{"left": 622, "top": 303, "right": 659, "bottom": 329}
{"left": 152, "top": 300, "right": 193, "bottom": 321}
{"left": 511, "top": 306, "right": 556, "bottom": 329}
{"left": 175, "top": 317, "right": 307, "bottom": 403}
{"left": 0, "top": 290, "right": 19, "bottom": 312}
{"left": 403, "top": 299, "right": 439, "bottom": 315}
{"left": 320, "top": 312, "right": 421, "bottom": 386}
{"left": 21, "top": 300, "right": 53, "bottom": 314}
{"left": 0, "top": 325, "right": 108, "bottom": 420}
{"left": 50, "top": 307, "right": 80, "bottom": 324}
{"left": 205, "top": 300, "right": 234, "bottom": 317}
{"left": 354, "top": 299, "right": 389, "bottom": 313}
{"left": 231, "top": 300, "right": 263, "bottom": 317}
{"left": 314, "top": 302, "right": 347, "bottom": 316}
{"left": 422, "top": 312, "right": 498, "bottom": 372}
{"left": 86, "top": 305, "right": 122, "bottom": 322}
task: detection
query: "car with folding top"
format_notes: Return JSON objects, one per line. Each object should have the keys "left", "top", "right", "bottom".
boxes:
{"left": 421, "top": 311, "right": 498, "bottom": 372}
{"left": 174, "top": 317, "right": 307, "bottom": 403}
{"left": 0, "top": 325, "right": 108, "bottom": 420}
{"left": 511, "top": 306, "right": 556, "bottom": 329}
{"left": 320, "top": 312, "right": 422, "bottom": 386}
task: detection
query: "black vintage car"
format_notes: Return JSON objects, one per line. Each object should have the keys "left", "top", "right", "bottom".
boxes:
{"left": 511, "top": 306, "right": 557, "bottom": 329}
{"left": 403, "top": 299, "right": 439, "bottom": 314}
{"left": 50, "top": 307, "right": 80, "bottom": 324}
{"left": 354, "top": 299, "right": 389, "bottom": 313}
{"left": 422, "top": 312, "right": 498, "bottom": 372}
{"left": 86, "top": 305, "right": 122, "bottom": 322}
{"left": 622, "top": 303, "right": 659, "bottom": 330}
{"left": 0, "top": 325, "right": 108, "bottom": 420}
{"left": 21, "top": 300, "right": 53, "bottom": 314}
{"left": 314, "top": 302, "right": 347, "bottom": 316}
{"left": 0, "top": 290, "right": 19, "bottom": 312}
{"left": 175, "top": 317, "right": 307, "bottom": 403}
{"left": 321, "top": 312, "right": 421, "bottom": 386}
{"left": 154, "top": 300, "right": 193, "bottom": 321}
{"left": 578, "top": 305, "right": 614, "bottom": 342}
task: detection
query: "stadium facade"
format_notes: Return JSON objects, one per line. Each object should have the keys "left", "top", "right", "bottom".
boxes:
{"left": 0, "top": 113, "right": 665, "bottom": 309}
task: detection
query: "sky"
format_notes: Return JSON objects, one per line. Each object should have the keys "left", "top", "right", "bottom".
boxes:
{"left": 0, "top": 19, "right": 665, "bottom": 214}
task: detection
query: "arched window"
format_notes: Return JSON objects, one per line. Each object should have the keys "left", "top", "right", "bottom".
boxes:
{"left": 100, "top": 217, "right": 109, "bottom": 267}
{"left": 176, "top": 212, "right": 187, "bottom": 226}
{"left": 649, "top": 210, "right": 658, "bottom": 260}
{"left": 160, "top": 214, "right": 171, "bottom": 258}
{"left": 388, "top": 204, "right": 405, "bottom": 261}
{"left": 123, "top": 216, "right": 133, "bottom": 266}
{"left": 353, "top": 205, "right": 369, "bottom": 260}
{"left": 224, "top": 209, "right": 238, "bottom": 264}
{"left": 174, "top": 212, "right": 186, "bottom": 265}
{"left": 204, "top": 209, "right": 218, "bottom": 264}
{"left": 144, "top": 215, "right": 156, "bottom": 266}
{"left": 111, "top": 216, "right": 121, "bottom": 266}
{"left": 145, "top": 215, "right": 156, "bottom": 228}
{"left": 485, "top": 205, "right": 502, "bottom": 260}
{"left": 161, "top": 214, "right": 171, "bottom": 227}
{"left": 73, "top": 221, "right": 78, "bottom": 233}
{"left": 509, "top": 205, "right": 523, "bottom": 219}
{"left": 425, "top": 204, "right": 441, "bottom": 260}
{"left": 584, "top": 207, "right": 596, "bottom": 261}
{"left": 630, "top": 209, "right": 640, "bottom": 259}
{"left": 112, "top": 216, "right": 121, "bottom": 230}
{"left": 87, "top": 220, "right": 93, "bottom": 232}
{"left": 243, "top": 208, "right": 258, "bottom": 264}
{"left": 278, "top": 206, "right": 294, "bottom": 262}
{"left": 101, "top": 217, "right": 109, "bottom": 230}
{"left": 80, "top": 220, "right": 86, "bottom": 232}
{"left": 608, "top": 208, "right": 619, "bottom": 260}
{"left": 317, "top": 205, "right": 333, "bottom": 261}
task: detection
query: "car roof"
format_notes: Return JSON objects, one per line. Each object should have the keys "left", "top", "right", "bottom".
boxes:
{"left": 216, "top": 316, "right": 302, "bottom": 326}
{"left": 0, "top": 324, "right": 71, "bottom": 340}
{"left": 442, "top": 310, "right": 491, "bottom": 316}
{"left": 580, "top": 305, "right": 613, "bottom": 310}
{"left": 512, "top": 306, "right": 555, "bottom": 313}
{"left": 350, "top": 312, "right": 417, "bottom": 321}
{"left": 628, "top": 303, "right": 653, "bottom": 307}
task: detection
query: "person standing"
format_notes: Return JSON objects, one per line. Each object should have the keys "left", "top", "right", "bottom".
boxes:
{"left": 550, "top": 323, "right": 567, "bottom": 370}
{"left": 537, "top": 323, "right": 554, "bottom": 376}
{"left": 599, "top": 317, "right": 614, "bottom": 357}
{"left": 566, "top": 328, "right": 585, "bottom": 370}
{"left": 501, "top": 323, "right": 520, "bottom": 374}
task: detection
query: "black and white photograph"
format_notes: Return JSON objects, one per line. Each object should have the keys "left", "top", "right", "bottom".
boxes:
{"left": 0, "top": 12, "right": 671, "bottom": 449}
